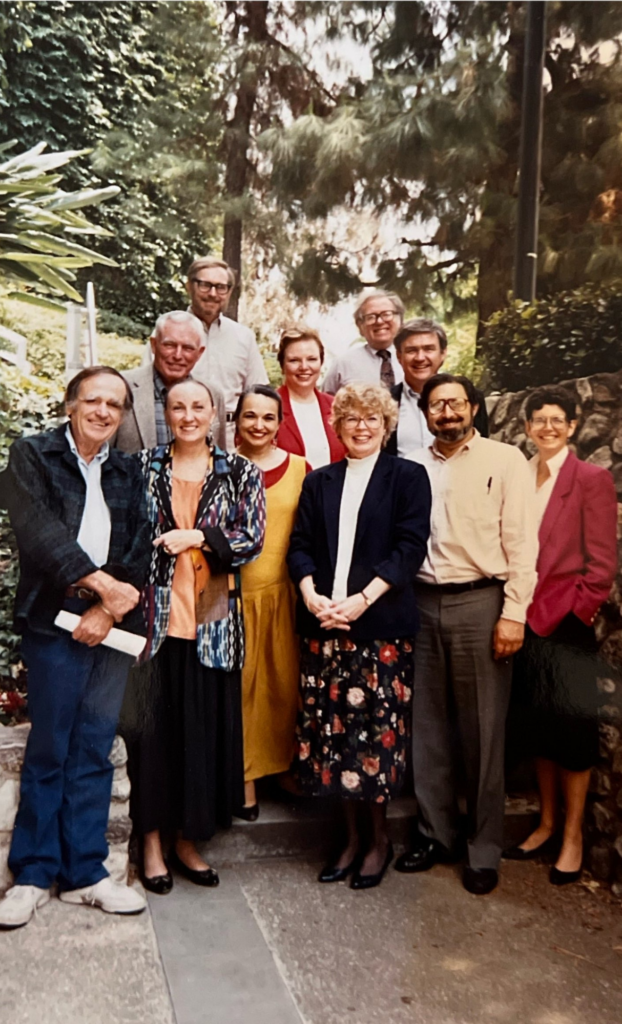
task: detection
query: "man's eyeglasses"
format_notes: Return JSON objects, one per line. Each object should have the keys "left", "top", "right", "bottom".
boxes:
{"left": 358, "top": 310, "right": 397, "bottom": 326}
{"left": 428, "top": 398, "right": 469, "bottom": 414}
{"left": 191, "top": 278, "right": 230, "bottom": 295}
{"left": 530, "top": 416, "right": 568, "bottom": 428}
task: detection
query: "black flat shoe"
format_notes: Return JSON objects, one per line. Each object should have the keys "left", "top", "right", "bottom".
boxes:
{"left": 550, "top": 865, "right": 582, "bottom": 886}
{"left": 394, "top": 835, "right": 450, "bottom": 874}
{"left": 170, "top": 850, "right": 220, "bottom": 887}
{"left": 351, "top": 843, "right": 394, "bottom": 891}
{"left": 503, "top": 834, "right": 559, "bottom": 861}
{"left": 141, "top": 868, "right": 173, "bottom": 895}
{"left": 235, "top": 804, "right": 259, "bottom": 822}
{"left": 318, "top": 856, "right": 359, "bottom": 884}
{"left": 463, "top": 866, "right": 498, "bottom": 895}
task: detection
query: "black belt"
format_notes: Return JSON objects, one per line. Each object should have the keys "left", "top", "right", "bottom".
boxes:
{"left": 415, "top": 577, "right": 503, "bottom": 595}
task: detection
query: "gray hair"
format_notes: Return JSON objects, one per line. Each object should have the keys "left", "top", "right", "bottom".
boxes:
{"left": 394, "top": 317, "right": 448, "bottom": 353}
{"left": 353, "top": 289, "right": 405, "bottom": 324}
{"left": 153, "top": 310, "right": 205, "bottom": 346}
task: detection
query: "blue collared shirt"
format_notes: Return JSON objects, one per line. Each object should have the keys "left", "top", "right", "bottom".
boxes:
{"left": 65, "top": 425, "right": 111, "bottom": 567}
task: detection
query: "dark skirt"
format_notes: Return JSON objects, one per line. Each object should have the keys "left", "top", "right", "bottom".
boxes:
{"left": 120, "top": 637, "right": 244, "bottom": 841}
{"left": 295, "top": 636, "right": 414, "bottom": 802}
{"left": 510, "top": 615, "right": 601, "bottom": 772}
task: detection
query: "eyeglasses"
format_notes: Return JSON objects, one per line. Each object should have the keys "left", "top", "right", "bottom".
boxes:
{"left": 191, "top": 278, "right": 230, "bottom": 294}
{"left": 358, "top": 310, "right": 397, "bottom": 326}
{"left": 428, "top": 398, "right": 469, "bottom": 414}
{"left": 530, "top": 416, "right": 568, "bottom": 428}
{"left": 343, "top": 413, "right": 382, "bottom": 429}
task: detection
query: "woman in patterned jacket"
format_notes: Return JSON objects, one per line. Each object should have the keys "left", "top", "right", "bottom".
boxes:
{"left": 122, "top": 378, "right": 265, "bottom": 894}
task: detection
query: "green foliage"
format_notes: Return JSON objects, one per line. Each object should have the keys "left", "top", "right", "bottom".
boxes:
{"left": 0, "top": 141, "right": 119, "bottom": 305}
{"left": 262, "top": 2, "right": 622, "bottom": 326}
{"left": 480, "top": 284, "right": 622, "bottom": 392}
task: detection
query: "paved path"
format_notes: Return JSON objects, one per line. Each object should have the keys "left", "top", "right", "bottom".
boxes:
{"left": 4, "top": 859, "right": 622, "bottom": 1023}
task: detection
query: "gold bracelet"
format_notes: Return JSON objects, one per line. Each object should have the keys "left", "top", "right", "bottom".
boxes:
{"left": 361, "top": 590, "right": 372, "bottom": 607}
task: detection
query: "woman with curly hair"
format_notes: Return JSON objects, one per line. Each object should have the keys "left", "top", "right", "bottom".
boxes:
{"left": 287, "top": 383, "right": 431, "bottom": 889}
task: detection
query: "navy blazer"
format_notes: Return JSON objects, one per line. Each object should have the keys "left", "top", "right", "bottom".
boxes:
{"left": 287, "top": 451, "right": 431, "bottom": 640}
{"left": 385, "top": 382, "right": 489, "bottom": 455}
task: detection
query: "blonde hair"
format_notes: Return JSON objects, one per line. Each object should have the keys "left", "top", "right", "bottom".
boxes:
{"left": 331, "top": 383, "right": 398, "bottom": 446}
{"left": 277, "top": 323, "right": 325, "bottom": 368}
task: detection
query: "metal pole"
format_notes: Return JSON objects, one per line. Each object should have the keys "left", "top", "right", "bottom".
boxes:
{"left": 513, "top": 1, "right": 546, "bottom": 302}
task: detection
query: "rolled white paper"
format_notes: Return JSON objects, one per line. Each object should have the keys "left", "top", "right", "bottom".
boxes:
{"left": 54, "top": 610, "right": 147, "bottom": 658}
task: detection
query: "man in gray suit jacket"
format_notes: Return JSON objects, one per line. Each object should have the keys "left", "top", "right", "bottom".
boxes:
{"left": 115, "top": 310, "right": 227, "bottom": 453}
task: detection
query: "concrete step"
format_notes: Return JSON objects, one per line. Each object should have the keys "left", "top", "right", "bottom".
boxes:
{"left": 197, "top": 791, "right": 540, "bottom": 866}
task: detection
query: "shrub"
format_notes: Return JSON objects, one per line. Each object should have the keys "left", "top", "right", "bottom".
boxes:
{"left": 480, "top": 284, "right": 622, "bottom": 392}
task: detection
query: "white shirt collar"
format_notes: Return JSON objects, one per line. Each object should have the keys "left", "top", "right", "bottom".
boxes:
{"left": 430, "top": 429, "right": 481, "bottom": 462}
{"left": 531, "top": 445, "right": 569, "bottom": 479}
{"left": 65, "top": 424, "right": 109, "bottom": 467}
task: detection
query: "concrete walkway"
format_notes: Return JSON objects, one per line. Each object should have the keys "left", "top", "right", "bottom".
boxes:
{"left": 3, "top": 857, "right": 622, "bottom": 1023}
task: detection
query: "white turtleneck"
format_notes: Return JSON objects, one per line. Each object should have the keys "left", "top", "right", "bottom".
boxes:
{"left": 332, "top": 450, "right": 381, "bottom": 601}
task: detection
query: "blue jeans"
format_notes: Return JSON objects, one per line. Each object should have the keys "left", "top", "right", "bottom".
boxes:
{"left": 9, "top": 624, "right": 132, "bottom": 890}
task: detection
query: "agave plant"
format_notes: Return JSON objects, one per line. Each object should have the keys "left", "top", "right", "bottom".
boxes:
{"left": 0, "top": 141, "right": 120, "bottom": 309}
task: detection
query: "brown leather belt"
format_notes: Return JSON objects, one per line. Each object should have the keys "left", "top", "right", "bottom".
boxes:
{"left": 65, "top": 586, "right": 98, "bottom": 600}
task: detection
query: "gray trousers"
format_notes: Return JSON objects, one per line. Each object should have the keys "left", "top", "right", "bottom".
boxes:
{"left": 412, "top": 584, "right": 512, "bottom": 870}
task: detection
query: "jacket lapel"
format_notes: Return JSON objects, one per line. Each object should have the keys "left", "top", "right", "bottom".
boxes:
{"left": 279, "top": 386, "right": 305, "bottom": 457}
{"left": 321, "top": 460, "right": 347, "bottom": 570}
{"left": 355, "top": 452, "right": 393, "bottom": 550}
{"left": 538, "top": 449, "right": 577, "bottom": 550}
{"left": 132, "top": 367, "right": 157, "bottom": 449}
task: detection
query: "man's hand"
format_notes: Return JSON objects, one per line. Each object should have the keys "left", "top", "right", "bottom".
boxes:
{"left": 493, "top": 618, "right": 525, "bottom": 660}
{"left": 79, "top": 571, "right": 140, "bottom": 622}
{"left": 153, "top": 529, "right": 204, "bottom": 556}
{"left": 72, "top": 605, "right": 114, "bottom": 647}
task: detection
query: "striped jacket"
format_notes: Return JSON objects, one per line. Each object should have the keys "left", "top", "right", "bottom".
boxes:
{"left": 137, "top": 443, "right": 265, "bottom": 671}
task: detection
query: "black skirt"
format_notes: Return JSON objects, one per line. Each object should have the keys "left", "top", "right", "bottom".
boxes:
{"left": 510, "top": 615, "right": 601, "bottom": 772}
{"left": 121, "top": 637, "right": 244, "bottom": 841}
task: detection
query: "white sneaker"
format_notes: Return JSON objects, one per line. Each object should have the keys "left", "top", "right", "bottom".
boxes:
{"left": 59, "top": 876, "right": 146, "bottom": 915}
{"left": 0, "top": 884, "right": 50, "bottom": 929}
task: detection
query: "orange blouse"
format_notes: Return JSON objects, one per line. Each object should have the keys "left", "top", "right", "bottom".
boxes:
{"left": 167, "top": 476, "right": 206, "bottom": 640}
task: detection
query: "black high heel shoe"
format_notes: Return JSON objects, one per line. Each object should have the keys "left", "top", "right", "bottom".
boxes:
{"left": 350, "top": 843, "right": 394, "bottom": 890}
{"left": 141, "top": 865, "right": 173, "bottom": 895}
{"left": 170, "top": 850, "right": 219, "bottom": 887}
{"left": 503, "top": 833, "right": 559, "bottom": 861}
{"left": 318, "top": 854, "right": 360, "bottom": 883}
{"left": 235, "top": 804, "right": 259, "bottom": 822}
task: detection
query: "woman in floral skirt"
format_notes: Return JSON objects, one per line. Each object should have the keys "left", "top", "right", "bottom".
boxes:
{"left": 287, "top": 383, "right": 431, "bottom": 889}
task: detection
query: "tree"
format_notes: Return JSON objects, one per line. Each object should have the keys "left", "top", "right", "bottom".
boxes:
{"left": 262, "top": 1, "right": 622, "bottom": 333}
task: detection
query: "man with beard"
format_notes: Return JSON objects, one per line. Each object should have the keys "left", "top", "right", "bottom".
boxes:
{"left": 384, "top": 318, "right": 489, "bottom": 456}
{"left": 396, "top": 373, "right": 537, "bottom": 895}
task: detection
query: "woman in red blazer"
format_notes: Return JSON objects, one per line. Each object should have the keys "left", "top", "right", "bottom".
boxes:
{"left": 276, "top": 324, "right": 346, "bottom": 468}
{"left": 505, "top": 387, "right": 618, "bottom": 884}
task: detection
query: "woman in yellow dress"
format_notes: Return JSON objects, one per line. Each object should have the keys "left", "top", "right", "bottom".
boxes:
{"left": 235, "top": 385, "right": 308, "bottom": 819}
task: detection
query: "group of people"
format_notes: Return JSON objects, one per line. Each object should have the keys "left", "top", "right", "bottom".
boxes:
{"left": 0, "top": 258, "right": 617, "bottom": 931}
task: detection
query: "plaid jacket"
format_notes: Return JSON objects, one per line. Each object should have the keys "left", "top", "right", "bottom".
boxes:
{"left": 3, "top": 423, "right": 150, "bottom": 633}
{"left": 137, "top": 443, "right": 266, "bottom": 671}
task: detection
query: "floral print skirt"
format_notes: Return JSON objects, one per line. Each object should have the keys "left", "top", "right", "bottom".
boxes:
{"left": 296, "top": 636, "right": 414, "bottom": 802}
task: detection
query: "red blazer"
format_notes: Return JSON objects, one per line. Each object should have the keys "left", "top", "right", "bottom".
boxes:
{"left": 527, "top": 450, "right": 618, "bottom": 637}
{"left": 277, "top": 386, "right": 346, "bottom": 464}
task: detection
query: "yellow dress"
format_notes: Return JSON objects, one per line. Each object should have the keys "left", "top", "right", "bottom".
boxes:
{"left": 241, "top": 453, "right": 307, "bottom": 782}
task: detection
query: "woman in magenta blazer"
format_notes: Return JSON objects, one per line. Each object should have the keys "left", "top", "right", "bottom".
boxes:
{"left": 505, "top": 387, "right": 618, "bottom": 884}
{"left": 276, "top": 325, "right": 346, "bottom": 468}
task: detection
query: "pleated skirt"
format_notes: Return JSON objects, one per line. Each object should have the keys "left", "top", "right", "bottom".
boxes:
{"left": 121, "top": 637, "right": 244, "bottom": 841}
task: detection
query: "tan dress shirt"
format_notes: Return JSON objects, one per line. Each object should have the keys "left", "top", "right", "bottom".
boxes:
{"left": 408, "top": 432, "right": 538, "bottom": 623}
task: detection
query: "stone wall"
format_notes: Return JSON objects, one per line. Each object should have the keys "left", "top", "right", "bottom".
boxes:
{"left": 0, "top": 725, "right": 132, "bottom": 893}
{"left": 488, "top": 368, "right": 622, "bottom": 891}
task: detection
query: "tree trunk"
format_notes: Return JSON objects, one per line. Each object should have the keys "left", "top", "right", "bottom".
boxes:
{"left": 221, "top": 1, "right": 269, "bottom": 321}
{"left": 475, "top": 11, "right": 525, "bottom": 349}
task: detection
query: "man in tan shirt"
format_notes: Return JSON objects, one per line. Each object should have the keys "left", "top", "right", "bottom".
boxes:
{"left": 395, "top": 373, "right": 538, "bottom": 895}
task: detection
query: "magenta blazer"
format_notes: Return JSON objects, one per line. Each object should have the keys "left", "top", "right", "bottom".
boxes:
{"left": 527, "top": 450, "right": 618, "bottom": 637}
{"left": 277, "top": 386, "right": 346, "bottom": 464}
